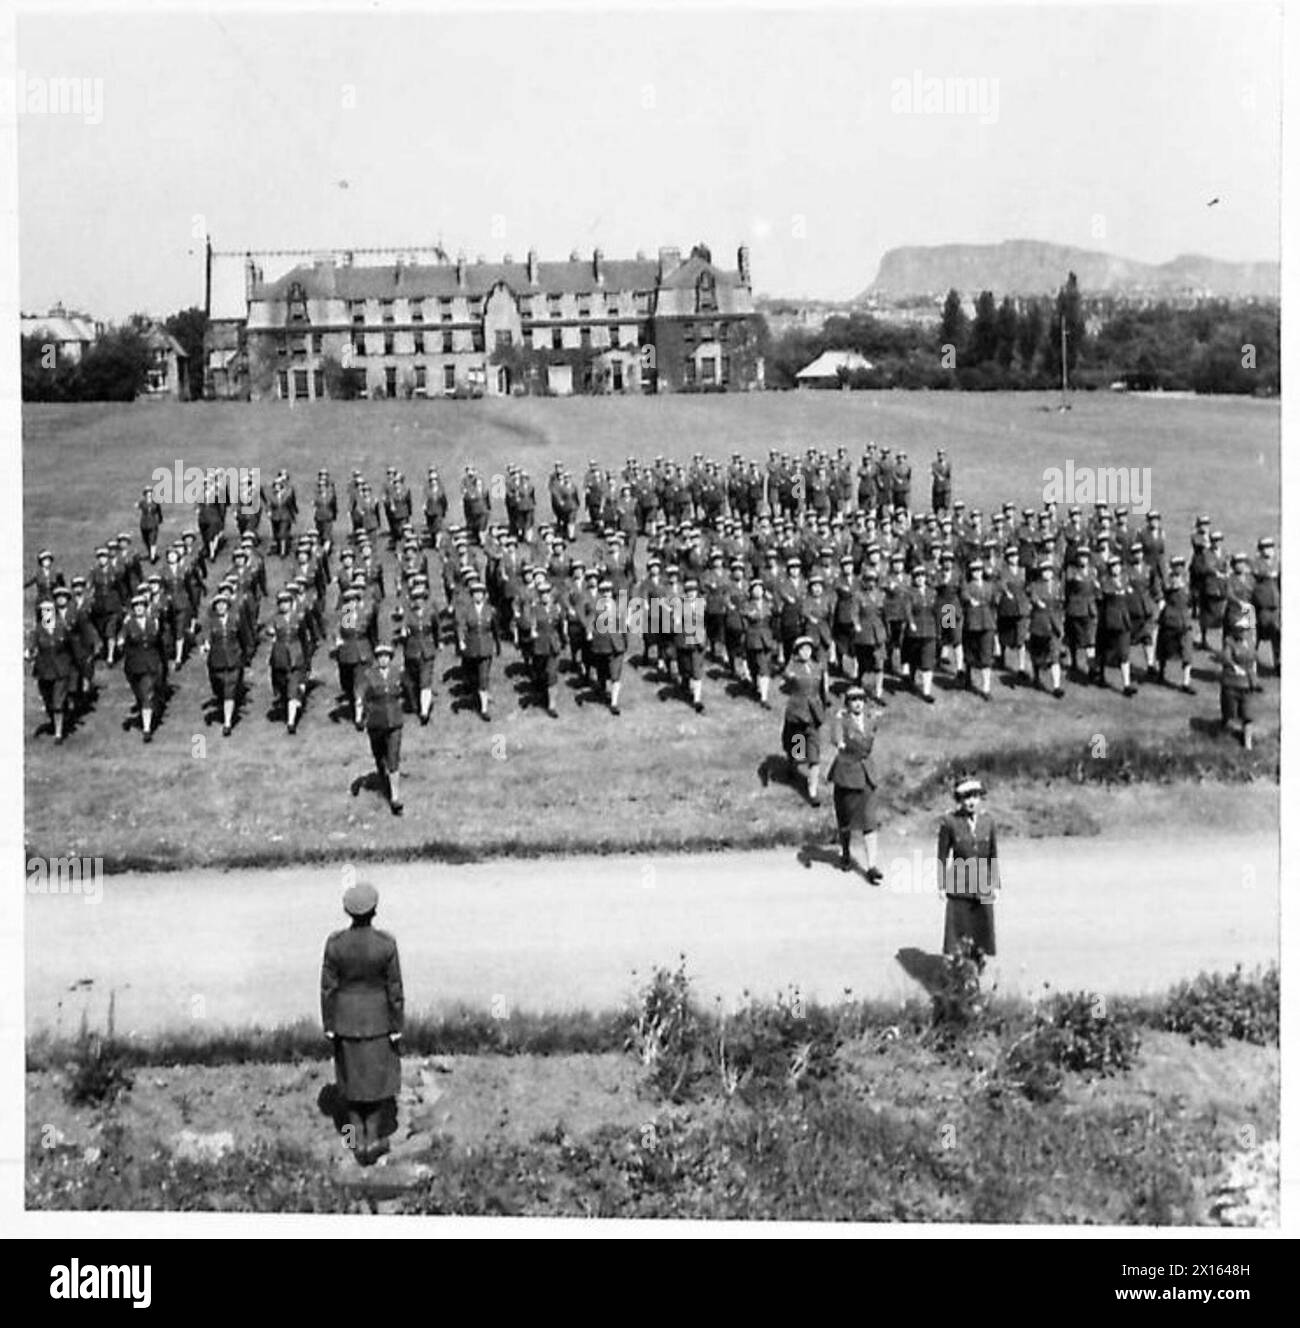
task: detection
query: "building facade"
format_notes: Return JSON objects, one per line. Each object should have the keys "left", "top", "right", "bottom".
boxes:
{"left": 207, "top": 243, "right": 760, "bottom": 400}
{"left": 20, "top": 305, "right": 100, "bottom": 363}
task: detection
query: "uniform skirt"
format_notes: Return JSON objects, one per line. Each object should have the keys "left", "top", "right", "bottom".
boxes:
{"left": 944, "top": 895, "right": 996, "bottom": 957}
{"left": 963, "top": 629, "right": 996, "bottom": 669}
{"left": 368, "top": 725, "right": 402, "bottom": 773}
{"left": 39, "top": 676, "right": 70, "bottom": 714}
{"left": 833, "top": 784, "right": 880, "bottom": 834}
{"left": 1065, "top": 615, "right": 1096, "bottom": 649}
{"left": 677, "top": 645, "right": 705, "bottom": 681}
{"left": 782, "top": 715, "right": 821, "bottom": 766}
{"left": 126, "top": 667, "right": 160, "bottom": 709}
{"left": 208, "top": 664, "right": 242, "bottom": 701}
{"left": 533, "top": 651, "right": 561, "bottom": 687}
{"left": 1100, "top": 628, "right": 1131, "bottom": 668}
{"left": 855, "top": 642, "right": 886, "bottom": 674}
{"left": 334, "top": 1035, "right": 400, "bottom": 1104}
{"left": 903, "top": 635, "right": 937, "bottom": 672}
{"left": 1220, "top": 686, "right": 1254, "bottom": 725}
{"left": 1028, "top": 632, "right": 1064, "bottom": 669}
{"left": 1156, "top": 626, "right": 1193, "bottom": 664}
{"left": 997, "top": 618, "right": 1029, "bottom": 650}
{"left": 746, "top": 645, "right": 774, "bottom": 678}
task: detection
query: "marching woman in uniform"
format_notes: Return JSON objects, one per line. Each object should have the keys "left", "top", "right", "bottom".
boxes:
{"left": 118, "top": 592, "right": 166, "bottom": 742}
{"left": 526, "top": 580, "right": 567, "bottom": 718}
{"left": 360, "top": 641, "right": 406, "bottom": 813}
{"left": 266, "top": 588, "right": 308, "bottom": 734}
{"left": 27, "top": 598, "right": 75, "bottom": 744}
{"left": 321, "top": 881, "right": 404, "bottom": 1166}
{"left": 200, "top": 591, "right": 249, "bottom": 736}
{"left": 671, "top": 579, "right": 709, "bottom": 714}
{"left": 936, "top": 776, "right": 1001, "bottom": 963}
{"left": 825, "top": 685, "right": 883, "bottom": 880}
{"left": 742, "top": 579, "right": 778, "bottom": 708}
{"left": 781, "top": 636, "right": 825, "bottom": 804}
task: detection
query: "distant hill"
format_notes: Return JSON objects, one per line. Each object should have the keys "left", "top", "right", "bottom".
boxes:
{"left": 863, "top": 241, "right": 1279, "bottom": 300}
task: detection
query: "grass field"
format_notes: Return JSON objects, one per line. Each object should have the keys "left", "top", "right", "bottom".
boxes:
{"left": 22, "top": 392, "right": 1280, "bottom": 869}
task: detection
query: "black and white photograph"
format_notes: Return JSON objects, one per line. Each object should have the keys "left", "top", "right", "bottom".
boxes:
{"left": 5, "top": 0, "right": 1294, "bottom": 1257}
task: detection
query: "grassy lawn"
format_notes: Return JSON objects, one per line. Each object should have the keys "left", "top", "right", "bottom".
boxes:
{"left": 23, "top": 393, "right": 1280, "bottom": 868}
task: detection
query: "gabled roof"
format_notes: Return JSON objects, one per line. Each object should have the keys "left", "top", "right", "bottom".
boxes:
{"left": 143, "top": 324, "right": 188, "bottom": 357}
{"left": 258, "top": 257, "right": 664, "bottom": 303}
{"left": 658, "top": 254, "right": 742, "bottom": 291}
{"left": 796, "top": 350, "right": 874, "bottom": 379}
{"left": 20, "top": 314, "right": 97, "bottom": 343}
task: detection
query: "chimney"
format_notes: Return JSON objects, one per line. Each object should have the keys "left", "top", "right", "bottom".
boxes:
{"left": 244, "top": 254, "right": 258, "bottom": 301}
{"left": 456, "top": 251, "right": 467, "bottom": 287}
{"left": 738, "top": 244, "right": 751, "bottom": 289}
{"left": 658, "top": 247, "right": 681, "bottom": 279}
{"left": 593, "top": 248, "right": 604, "bottom": 286}
{"left": 527, "top": 248, "right": 539, "bottom": 285}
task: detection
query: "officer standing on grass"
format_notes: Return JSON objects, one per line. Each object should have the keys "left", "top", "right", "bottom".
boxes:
{"left": 936, "top": 775, "right": 1000, "bottom": 964}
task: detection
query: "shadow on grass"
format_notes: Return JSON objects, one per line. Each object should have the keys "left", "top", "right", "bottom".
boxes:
{"left": 895, "top": 946, "right": 949, "bottom": 997}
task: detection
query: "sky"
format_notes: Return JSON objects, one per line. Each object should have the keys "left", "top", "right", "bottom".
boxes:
{"left": 11, "top": 1, "right": 1284, "bottom": 319}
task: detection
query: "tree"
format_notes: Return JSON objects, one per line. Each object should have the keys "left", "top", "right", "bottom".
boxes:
{"left": 938, "top": 289, "right": 968, "bottom": 362}
{"left": 968, "top": 290, "right": 999, "bottom": 366}
{"left": 1046, "top": 272, "right": 1085, "bottom": 382}
{"left": 75, "top": 325, "right": 152, "bottom": 401}
{"left": 164, "top": 306, "right": 208, "bottom": 400}
{"left": 1016, "top": 298, "right": 1045, "bottom": 373}
{"left": 995, "top": 296, "right": 1019, "bottom": 369}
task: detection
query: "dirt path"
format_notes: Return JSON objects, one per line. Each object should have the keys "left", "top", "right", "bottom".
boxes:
{"left": 26, "top": 833, "right": 1276, "bottom": 1037}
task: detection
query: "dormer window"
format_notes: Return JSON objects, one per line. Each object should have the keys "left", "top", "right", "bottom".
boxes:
{"left": 696, "top": 272, "right": 717, "bottom": 314}
{"left": 287, "top": 281, "right": 309, "bottom": 324}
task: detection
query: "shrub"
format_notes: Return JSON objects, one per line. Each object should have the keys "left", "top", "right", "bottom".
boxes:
{"left": 1162, "top": 965, "right": 1279, "bottom": 1048}
{"left": 717, "top": 987, "right": 843, "bottom": 1102}
{"left": 623, "top": 957, "right": 709, "bottom": 1101}
{"left": 1002, "top": 991, "right": 1140, "bottom": 1101}
{"left": 930, "top": 940, "right": 989, "bottom": 1037}
{"left": 63, "top": 995, "right": 133, "bottom": 1109}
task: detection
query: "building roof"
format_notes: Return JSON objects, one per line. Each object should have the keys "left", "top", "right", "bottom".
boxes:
{"left": 796, "top": 350, "right": 874, "bottom": 380}
{"left": 20, "top": 313, "right": 97, "bottom": 343}
{"left": 143, "top": 325, "right": 188, "bottom": 357}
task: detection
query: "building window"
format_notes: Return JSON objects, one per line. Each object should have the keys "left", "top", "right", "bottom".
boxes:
{"left": 290, "top": 334, "right": 307, "bottom": 358}
{"left": 313, "top": 369, "right": 325, "bottom": 398}
{"left": 683, "top": 359, "right": 696, "bottom": 386}
{"left": 577, "top": 294, "right": 591, "bottom": 318}
{"left": 519, "top": 297, "right": 533, "bottom": 320}
{"left": 381, "top": 300, "right": 395, "bottom": 324}
{"left": 385, "top": 366, "right": 398, "bottom": 398}
{"left": 277, "top": 369, "right": 289, "bottom": 398}
{"left": 635, "top": 291, "right": 651, "bottom": 316}
{"left": 606, "top": 293, "right": 620, "bottom": 316}
{"left": 701, "top": 356, "right": 717, "bottom": 385}
{"left": 548, "top": 295, "right": 562, "bottom": 319}
{"left": 551, "top": 327, "right": 563, "bottom": 350}
{"left": 384, "top": 332, "right": 395, "bottom": 355}
{"left": 471, "top": 329, "right": 484, "bottom": 353}
{"left": 350, "top": 303, "right": 366, "bottom": 325}
{"left": 410, "top": 301, "right": 424, "bottom": 323}
{"left": 440, "top": 299, "right": 453, "bottom": 322}
{"left": 443, "top": 364, "right": 456, "bottom": 391}
{"left": 311, "top": 332, "right": 323, "bottom": 354}
{"left": 469, "top": 298, "right": 483, "bottom": 318}
{"left": 413, "top": 331, "right": 424, "bottom": 354}
{"left": 495, "top": 329, "right": 513, "bottom": 350}
{"left": 353, "top": 332, "right": 366, "bottom": 358}
{"left": 293, "top": 368, "right": 310, "bottom": 399}
{"left": 683, "top": 323, "right": 696, "bottom": 345}
{"left": 580, "top": 326, "right": 592, "bottom": 349}
{"left": 442, "top": 330, "right": 454, "bottom": 353}
{"left": 277, "top": 335, "right": 288, "bottom": 358}
{"left": 697, "top": 273, "right": 717, "bottom": 313}
{"left": 414, "top": 365, "right": 427, "bottom": 392}
{"left": 609, "top": 325, "right": 622, "bottom": 350}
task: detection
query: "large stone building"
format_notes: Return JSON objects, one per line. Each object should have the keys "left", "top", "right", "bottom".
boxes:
{"left": 205, "top": 242, "right": 761, "bottom": 400}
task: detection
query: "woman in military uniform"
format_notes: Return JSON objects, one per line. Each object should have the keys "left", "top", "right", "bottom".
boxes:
{"left": 781, "top": 636, "right": 825, "bottom": 804}
{"left": 826, "top": 686, "right": 883, "bottom": 880}
{"left": 321, "top": 881, "right": 404, "bottom": 1166}
{"left": 1026, "top": 564, "right": 1067, "bottom": 698}
{"left": 27, "top": 598, "right": 75, "bottom": 744}
{"left": 118, "top": 592, "right": 166, "bottom": 742}
{"left": 936, "top": 776, "right": 1000, "bottom": 962}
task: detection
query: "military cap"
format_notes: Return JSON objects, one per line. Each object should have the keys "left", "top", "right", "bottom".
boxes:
{"left": 343, "top": 881, "right": 379, "bottom": 917}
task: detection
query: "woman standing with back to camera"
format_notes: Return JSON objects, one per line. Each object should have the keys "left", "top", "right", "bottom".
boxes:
{"left": 321, "top": 881, "right": 404, "bottom": 1166}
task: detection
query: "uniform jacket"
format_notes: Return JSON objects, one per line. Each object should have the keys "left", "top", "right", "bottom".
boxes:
{"left": 362, "top": 665, "right": 406, "bottom": 729}
{"left": 782, "top": 660, "right": 825, "bottom": 726}
{"left": 827, "top": 708, "right": 880, "bottom": 789}
{"left": 936, "top": 811, "right": 1000, "bottom": 898}
{"left": 320, "top": 925, "right": 404, "bottom": 1039}
{"left": 30, "top": 621, "right": 76, "bottom": 680}
{"left": 457, "top": 600, "right": 499, "bottom": 659}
